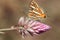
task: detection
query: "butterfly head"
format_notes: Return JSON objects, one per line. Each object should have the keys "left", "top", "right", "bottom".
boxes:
{"left": 39, "top": 13, "right": 46, "bottom": 18}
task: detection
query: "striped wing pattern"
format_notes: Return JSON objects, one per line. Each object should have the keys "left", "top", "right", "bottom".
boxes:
{"left": 28, "top": 0, "right": 46, "bottom": 19}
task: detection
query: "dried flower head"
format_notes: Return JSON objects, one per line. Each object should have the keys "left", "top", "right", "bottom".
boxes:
{"left": 12, "top": 17, "right": 50, "bottom": 38}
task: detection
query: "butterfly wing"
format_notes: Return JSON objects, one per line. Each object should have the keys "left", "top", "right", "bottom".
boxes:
{"left": 28, "top": 0, "right": 46, "bottom": 20}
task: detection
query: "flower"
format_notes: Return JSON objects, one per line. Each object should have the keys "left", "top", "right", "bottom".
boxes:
{"left": 12, "top": 17, "right": 50, "bottom": 38}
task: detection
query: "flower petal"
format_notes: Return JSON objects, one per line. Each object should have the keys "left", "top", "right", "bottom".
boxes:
{"left": 18, "top": 17, "right": 25, "bottom": 25}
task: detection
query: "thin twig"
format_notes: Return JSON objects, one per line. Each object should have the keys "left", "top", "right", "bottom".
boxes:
{"left": 0, "top": 26, "right": 22, "bottom": 32}
{"left": 0, "top": 32, "right": 5, "bottom": 34}
{"left": 0, "top": 28, "right": 15, "bottom": 31}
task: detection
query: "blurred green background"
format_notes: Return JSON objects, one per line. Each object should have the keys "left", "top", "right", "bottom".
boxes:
{"left": 0, "top": 0, "right": 60, "bottom": 40}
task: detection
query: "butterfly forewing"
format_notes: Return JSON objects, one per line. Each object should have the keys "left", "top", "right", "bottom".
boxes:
{"left": 28, "top": 0, "right": 46, "bottom": 20}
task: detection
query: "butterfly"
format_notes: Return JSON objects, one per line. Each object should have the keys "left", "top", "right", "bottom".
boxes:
{"left": 12, "top": 17, "right": 50, "bottom": 38}
{"left": 11, "top": 0, "right": 50, "bottom": 38}
{"left": 28, "top": 0, "right": 46, "bottom": 20}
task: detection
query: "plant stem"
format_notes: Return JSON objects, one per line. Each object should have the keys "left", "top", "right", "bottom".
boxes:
{"left": 0, "top": 26, "right": 22, "bottom": 32}
{"left": 0, "top": 28, "right": 15, "bottom": 31}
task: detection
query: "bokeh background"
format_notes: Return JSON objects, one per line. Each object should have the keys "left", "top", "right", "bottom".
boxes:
{"left": 0, "top": 0, "right": 60, "bottom": 40}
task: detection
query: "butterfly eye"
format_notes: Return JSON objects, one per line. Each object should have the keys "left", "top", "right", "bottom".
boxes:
{"left": 44, "top": 15, "right": 46, "bottom": 18}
